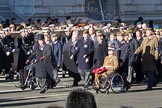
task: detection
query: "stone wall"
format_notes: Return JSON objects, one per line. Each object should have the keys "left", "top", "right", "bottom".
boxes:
{"left": 4, "top": 0, "right": 162, "bottom": 22}
{"left": 119, "top": 0, "right": 162, "bottom": 22}
{"left": 0, "top": 0, "right": 9, "bottom": 5}
{"left": 9, "top": 0, "right": 86, "bottom": 19}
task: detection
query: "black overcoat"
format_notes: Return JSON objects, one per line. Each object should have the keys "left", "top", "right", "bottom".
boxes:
{"left": 28, "top": 43, "right": 54, "bottom": 78}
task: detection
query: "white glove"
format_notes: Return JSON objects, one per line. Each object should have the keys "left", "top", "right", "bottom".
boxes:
{"left": 12, "top": 49, "right": 15, "bottom": 53}
{"left": 6, "top": 51, "right": 10, "bottom": 56}
{"left": 85, "top": 58, "right": 89, "bottom": 63}
{"left": 27, "top": 51, "right": 30, "bottom": 55}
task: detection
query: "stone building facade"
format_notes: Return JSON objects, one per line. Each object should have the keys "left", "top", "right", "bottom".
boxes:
{"left": 0, "top": 0, "right": 162, "bottom": 22}
{"left": 119, "top": 0, "right": 162, "bottom": 22}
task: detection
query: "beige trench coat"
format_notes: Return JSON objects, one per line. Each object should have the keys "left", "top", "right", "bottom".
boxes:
{"left": 135, "top": 36, "right": 159, "bottom": 71}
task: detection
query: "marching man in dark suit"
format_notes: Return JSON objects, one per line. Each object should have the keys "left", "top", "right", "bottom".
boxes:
{"left": 26, "top": 33, "right": 56, "bottom": 93}
{"left": 93, "top": 31, "right": 108, "bottom": 68}
{"left": 63, "top": 30, "right": 81, "bottom": 87}
{"left": 71, "top": 30, "right": 94, "bottom": 89}
{"left": 61, "top": 28, "right": 72, "bottom": 78}
{"left": 51, "top": 33, "right": 61, "bottom": 85}
{"left": 134, "top": 30, "right": 144, "bottom": 83}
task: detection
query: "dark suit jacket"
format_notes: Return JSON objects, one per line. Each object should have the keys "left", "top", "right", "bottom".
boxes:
{"left": 1, "top": 35, "right": 15, "bottom": 69}
{"left": 94, "top": 39, "right": 108, "bottom": 67}
{"left": 51, "top": 41, "right": 62, "bottom": 67}
{"left": 73, "top": 38, "right": 94, "bottom": 70}
{"left": 120, "top": 38, "right": 139, "bottom": 66}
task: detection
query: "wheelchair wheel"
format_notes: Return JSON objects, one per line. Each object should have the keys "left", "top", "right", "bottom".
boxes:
{"left": 110, "top": 73, "right": 124, "bottom": 93}
{"left": 99, "top": 76, "right": 110, "bottom": 93}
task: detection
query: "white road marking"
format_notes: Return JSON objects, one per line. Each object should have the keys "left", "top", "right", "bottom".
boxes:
{"left": 0, "top": 89, "right": 26, "bottom": 93}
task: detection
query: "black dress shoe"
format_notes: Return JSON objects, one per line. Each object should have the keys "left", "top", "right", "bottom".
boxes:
{"left": 5, "top": 76, "right": 10, "bottom": 81}
{"left": 55, "top": 78, "right": 61, "bottom": 85}
{"left": 125, "top": 85, "right": 131, "bottom": 92}
{"left": 40, "top": 89, "right": 46, "bottom": 94}
{"left": 40, "top": 87, "right": 47, "bottom": 94}
{"left": 72, "top": 82, "right": 78, "bottom": 87}
{"left": 15, "top": 83, "right": 25, "bottom": 88}
{"left": 16, "top": 75, "right": 19, "bottom": 80}
{"left": 153, "top": 83, "right": 157, "bottom": 87}
{"left": 145, "top": 87, "right": 152, "bottom": 91}
{"left": 31, "top": 84, "right": 38, "bottom": 90}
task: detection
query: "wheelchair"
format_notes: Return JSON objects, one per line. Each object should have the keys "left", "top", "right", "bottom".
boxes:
{"left": 94, "top": 72, "right": 125, "bottom": 94}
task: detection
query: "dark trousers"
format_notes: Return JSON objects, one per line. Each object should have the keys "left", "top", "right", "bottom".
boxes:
{"left": 46, "top": 68, "right": 59, "bottom": 82}
{"left": 62, "top": 63, "right": 67, "bottom": 74}
{"left": 47, "top": 69, "right": 60, "bottom": 88}
{"left": 47, "top": 75, "right": 55, "bottom": 89}
{"left": 38, "top": 77, "right": 47, "bottom": 92}
{"left": 127, "top": 66, "right": 133, "bottom": 84}
{"left": 146, "top": 71, "right": 154, "bottom": 89}
{"left": 118, "top": 62, "right": 130, "bottom": 89}
{"left": 158, "top": 64, "right": 162, "bottom": 81}
{"left": 69, "top": 71, "right": 81, "bottom": 85}
{"left": 156, "top": 59, "right": 162, "bottom": 82}
{"left": 19, "top": 69, "right": 27, "bottom": 84}
{"left": 78, "top": 68, "right": 91, "bottom": 87}
{"left": 134, "top": 62, "right": 144, "bottom": 83}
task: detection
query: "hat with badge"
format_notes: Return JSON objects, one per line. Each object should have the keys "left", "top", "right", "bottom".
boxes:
{"left": 146, "top": 27, "right": 153, "bottom": 31}
{"left": 96, "top": 30, "right": 103, "bottom": 37}
{"left": 68, "top": 24, "right": 74, "bottom": 27}
{"left": 3, "top": 28, "right": 10, "bottom": 31}
{"left": 42, "top": 27, "right": 49, "bottom": 30}
{"left": 51, "top": 33, "right": 58, "bottom": 38}
{"left": 42, "top": 27, "right": 49, "bottom": 33}
{"left": 84, "top": 25, "right": 90, "bottom": 30}
{"left": 102, "top": 26, "right": 108, "bottom": 30}
{"left": 49, "top": 24, "right": 55, "bottom": 27}
{"left": 64, "top": 27, "right": 71, "bottom": 32}
{"left": 108, "top": 46, "right": 115, "bottom": 50}
{"left": 83, "top": 30, "right": 89, "bottom": 34}
{"left": 36, "top": 33, "right": 44, "bottom": 40}
{"left": 20, "top": 29, "right": 25, "bottom": 33}
{"left": 26, "top": 26, "right": 32, "bottom": 29}
{"left": 126, "top": 29, "right": 133, "bottom": 34}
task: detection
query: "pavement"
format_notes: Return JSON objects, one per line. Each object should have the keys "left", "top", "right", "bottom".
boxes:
{"left": 1, "top": 74, "right": 162, "bottom": 108}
